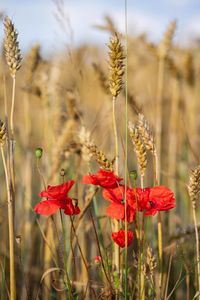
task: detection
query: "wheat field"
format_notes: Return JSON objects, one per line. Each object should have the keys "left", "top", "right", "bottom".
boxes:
{"left": 0, "top": 5, "right": 200, "bottom": 300}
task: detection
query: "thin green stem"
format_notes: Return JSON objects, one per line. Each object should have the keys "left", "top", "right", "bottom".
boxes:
{"left": 124, "top": 0, "right": 128, "bottom": 298}
{"left": 154, "top": 152, "right": 163, "bottom": 294}
{"left": 36, "top": 158, "right": 47, "bottom": 190}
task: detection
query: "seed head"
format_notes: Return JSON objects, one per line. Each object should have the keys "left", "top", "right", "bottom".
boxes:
{"left": 128, "top": 122, "right": 147, "bottom": 177}
{"left": 158, "top": 20, "right": 176, "bottom": 60}
{"left": 137, "top": 114, "right": 156, "bottom": 155}
{"left": 0, "top": 121, "right": 6, "bottom": 146}
{"left": 108, "top": 33, "right": 125, "bottom": 97}
{"left": 188, "top": 165, "right": 200, "bottom": 208}
{"left": 4, "top": 16, "right": 22, "bottom": 77}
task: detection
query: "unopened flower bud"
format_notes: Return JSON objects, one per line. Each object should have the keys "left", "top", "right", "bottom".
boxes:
{"left": 60, "top": 168, "right": 66, "bottom": 177}
{"left": 35, "top": 147, "right": 43, "bottom": 159}
{"left": 94, "top": 255, "right": 101, "bottom": 264}
{"left": 130, "top": 170, "right": 137, "bottom": 180}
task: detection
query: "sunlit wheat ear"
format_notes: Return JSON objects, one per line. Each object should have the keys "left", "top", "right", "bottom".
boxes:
{"left": 0, "top": 121, "right": 6, "bottom": 146}
{"left": 79, "top": 126, "right": 113, "bottom": 171}
{"left": 157, "top": 20, "right": 177, "bottom": 60}
{"left": 4, "top": 16, "right": 22, "bottom": 78}
{"left": 128, "top": 121, "right": 147, "bottom": 177}
{"left": 108, "top": 33, "right": 125, "bottom": 97}
{"left": 188, "top": 166, "right": 200, "bottom": 209}
{"left": 137, "top": 114, "right": 156, "bottom": 155}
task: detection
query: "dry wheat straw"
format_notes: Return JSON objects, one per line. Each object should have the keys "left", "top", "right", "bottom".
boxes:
{"left": 0, "top": 121, "right": 16, "bottom": 300}
{"left": 188, "top": 166, "right": 200, "bottom": 299}
{"left": 3, "top": 16, "right": 22, "bottom": 300}
{"left": 108, "top": 34, "right": 125, "bottom": 277}
{"left": 156, "top": 20, "right": 177, "bottom": 184}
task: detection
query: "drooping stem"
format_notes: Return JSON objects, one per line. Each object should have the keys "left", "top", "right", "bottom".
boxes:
{"left": 1, "top": 146, "right": 16, "bottom": 300}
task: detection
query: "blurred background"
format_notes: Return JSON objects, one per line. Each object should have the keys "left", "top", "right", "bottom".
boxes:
{"left": 0, "top": 0, "right": 200, "bottom": 299}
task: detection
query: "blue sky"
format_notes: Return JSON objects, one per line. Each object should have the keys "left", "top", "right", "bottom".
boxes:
{"left": 0, "top": 0, "right": 200, "bottom": 53}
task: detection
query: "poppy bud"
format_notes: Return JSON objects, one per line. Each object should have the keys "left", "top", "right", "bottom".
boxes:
{"left": 130, "top": 170, "right": 137, "bottom": 180}
{"left": 35, "top": 147, "right": 43, "bottom": 159}
{"left": 60, "top": 168, "right": 66, "bottom": 177}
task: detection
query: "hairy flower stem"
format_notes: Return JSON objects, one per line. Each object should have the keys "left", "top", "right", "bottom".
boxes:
{"left": 51, "top": 216, "right": 72, "bottom": 299}
{"left": 154, "top": 152, "right": 163, "bottom": 294}
{"left": 192, "top": 203, "right": 200, "bottom": 298}
{"left": 1, "top": 146, "right": 16, "bottom": 300}
{"left": 131, "top": 174, "right": 142, "bottom": 300}
{"left": 112, "top": 96, "right": 120, "bottom": 278}
{"left": 140, "top": 176, "right": 145, "bottom": 300}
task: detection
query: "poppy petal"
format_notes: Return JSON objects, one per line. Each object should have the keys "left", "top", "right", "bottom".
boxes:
{"left": 34, "top": 200, "right": 61, "bottom": 216}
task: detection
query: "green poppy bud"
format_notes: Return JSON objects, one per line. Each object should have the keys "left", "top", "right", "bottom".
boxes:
{"left": 35, "top": 147, "right": 43, "bottom": 159}
{"left": 130, "top": 170, "right": 137, "bottom": 180}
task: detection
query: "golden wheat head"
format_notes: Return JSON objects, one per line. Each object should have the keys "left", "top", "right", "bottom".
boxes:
{"left": 188, "top": 166, "right": 200, "bottom": 208}
{"left": 108, "top": 33, "right": 125, "bottom": 98}
{"left": 4, "top": 16, "right": 22, "bottom": 78}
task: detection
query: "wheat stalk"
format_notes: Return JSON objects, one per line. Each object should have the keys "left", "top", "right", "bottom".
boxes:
{"left": 188, "top": 166, "right": 200, "bottom": 299}
{"left": 0, "top": 121, "right": 16, "bottom": 300}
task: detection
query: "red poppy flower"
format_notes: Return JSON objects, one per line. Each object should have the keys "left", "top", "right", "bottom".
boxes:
{"left": 39, "top": 181, "right": 74, "bottom": 201}
{"left": 103, "top": 185, "right": 136, "bottom": 222}
{"left": 82, "top": 169, "right": 123, "bottom": 188}
{"left": 103, "top": 185, "right": 150, "bottom": 210}
{"left": 112, "top": 229, "right": 134, "bottom": 248}
{"left": 34, "top": 181, "right": 80, "bottom": 216}
{"left": 133, "top": 188, "right": 151, "bottom": 211}
{"left": 145, "top": 185, "right": 176, "bottom": 216}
